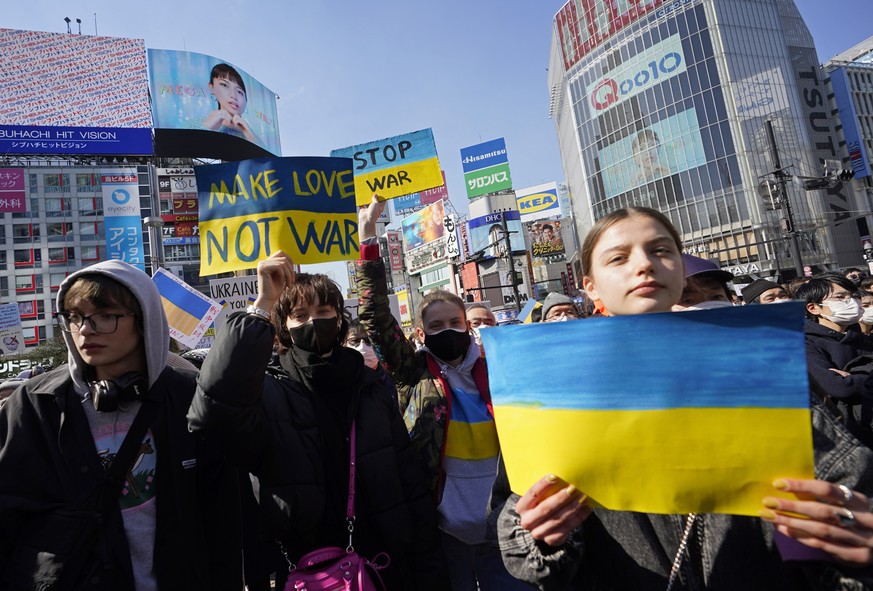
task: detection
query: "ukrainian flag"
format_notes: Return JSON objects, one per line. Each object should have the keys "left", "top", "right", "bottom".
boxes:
{"left": 153, "top": 271, "right": 214, "bottom": 336}
{"left": 479, "top": 303, "right": 814, "bottom": 516}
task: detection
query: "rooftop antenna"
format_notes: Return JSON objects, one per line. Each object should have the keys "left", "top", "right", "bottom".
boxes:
{"left": 94, "top": 13, "right": 98, "bottom": 36}
{"left": 64, "top": 16, "right": 71, "bottom": 34}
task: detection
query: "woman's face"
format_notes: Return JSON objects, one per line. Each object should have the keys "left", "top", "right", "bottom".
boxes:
{"left": 209, "top": 76, "right": 247, "bottom": 116}
{"left": 582, "top": 215, "right": 685, "bottom": 316}
{"left": 633, "top": 135, "right": 659, "bottom": 170}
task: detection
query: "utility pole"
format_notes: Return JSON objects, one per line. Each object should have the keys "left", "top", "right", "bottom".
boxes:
{"left": 765, "top": 120, "right": 804, "bottom": 278}
{"left": 502, "top": 213, "right": 521, "bottom": 312}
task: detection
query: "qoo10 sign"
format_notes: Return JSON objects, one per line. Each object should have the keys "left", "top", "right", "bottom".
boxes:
{"left": 586, "top": 34, "right": 687, "bottom": 114}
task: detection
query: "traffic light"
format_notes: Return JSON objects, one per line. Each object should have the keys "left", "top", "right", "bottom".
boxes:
{"left": 836, "top": 169, "right": 855, "bottom": 183}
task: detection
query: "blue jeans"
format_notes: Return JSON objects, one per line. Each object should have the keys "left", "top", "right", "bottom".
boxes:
{"left": 440, "top": 531, "right": 531, "bottom": 590}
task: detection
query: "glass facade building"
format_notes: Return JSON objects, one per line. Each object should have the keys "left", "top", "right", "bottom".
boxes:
{"left": 549, "top": 0, "right": 866, "bottom": 277}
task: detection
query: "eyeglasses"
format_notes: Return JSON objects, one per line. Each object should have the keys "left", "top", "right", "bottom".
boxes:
{"left": 55, "top": 312, "right": 136, "bottom": 334}
{"left": 822, "top": 293, "right": 859, "bottom": 305}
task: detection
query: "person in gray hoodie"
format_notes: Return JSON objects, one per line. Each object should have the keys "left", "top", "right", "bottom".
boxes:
{"left": 0, "top": 260, "right": 240, "bottom": 591}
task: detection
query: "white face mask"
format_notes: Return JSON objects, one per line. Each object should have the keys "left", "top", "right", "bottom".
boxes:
{"left": 823, "top": 298, "right": 864, "bottom": 326}
{"left": 353, "top": 341, "right": 379, "bottom": 369}
{"left": 861, "top": 307, "right": 873, "bottom": 325}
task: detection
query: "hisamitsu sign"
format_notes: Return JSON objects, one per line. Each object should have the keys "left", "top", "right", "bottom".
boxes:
{"left": 195, "top": 157, "right": 358, "bottom": 276}
{"left": 331, "top": 128, "right": 443, "bottom": 205}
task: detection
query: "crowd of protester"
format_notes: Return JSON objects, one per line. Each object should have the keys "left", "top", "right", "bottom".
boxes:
{"left": 3, "top": 199, "right": 873, "bottom": 590}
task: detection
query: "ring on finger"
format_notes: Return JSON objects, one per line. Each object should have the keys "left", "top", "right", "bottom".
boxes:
{"left": 837, "top": 484, "right": 854, "bottom": 507}
{"left": 835, "top": 507, "right": 856, "bottom": 528}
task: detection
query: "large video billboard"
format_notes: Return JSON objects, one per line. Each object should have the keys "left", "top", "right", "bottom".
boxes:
{"left": 598, "top": 108, "right": 707, "bottom": 199}
{"left": 400, "top": 200, "right": 445, "bottom": 251}
{"left": 466, "top": 210, "right": 525, "bottom": 259}
{"left": 0, "top": 29, "right": 152, "bottom": 156}
{"left": 148, "top": 49, "right": 281, "bottom": 159}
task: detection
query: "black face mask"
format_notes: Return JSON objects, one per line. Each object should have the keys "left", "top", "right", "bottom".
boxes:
{"left": 424, "top": 328, "right": 471, "bottom": 362}
{"left": 289, "top": 316, "right": 340, "bottom": 355}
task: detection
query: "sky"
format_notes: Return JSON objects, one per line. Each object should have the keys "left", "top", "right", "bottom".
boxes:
{"left": 4, "top": 0, "right": 871, "bottom": 293}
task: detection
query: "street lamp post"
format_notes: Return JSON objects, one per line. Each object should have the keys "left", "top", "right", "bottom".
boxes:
{"left": 143, "top": 217, "right": 165, "bottom": 276}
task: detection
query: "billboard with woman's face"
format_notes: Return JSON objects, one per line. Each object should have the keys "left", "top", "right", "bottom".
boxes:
{"left": 148, "top": 49, "right": 281, "bottom": 157}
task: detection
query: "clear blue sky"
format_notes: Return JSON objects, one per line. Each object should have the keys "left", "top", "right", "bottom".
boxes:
{"left": 5, "top": 0, "right": 870, "bottom": 292}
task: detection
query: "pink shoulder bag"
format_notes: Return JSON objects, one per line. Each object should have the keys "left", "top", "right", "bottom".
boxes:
{"left": 282, "top": 420, "right": 390, "bottom": 591}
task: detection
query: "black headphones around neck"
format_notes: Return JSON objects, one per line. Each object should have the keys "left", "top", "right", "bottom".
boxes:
{"left": 89, "top": 371, "right": 147, "bottom": 412}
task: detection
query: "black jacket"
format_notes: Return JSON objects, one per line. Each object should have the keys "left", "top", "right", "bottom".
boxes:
{"left": 189, "top": 312, "right": 447, "bottom": 589}
{"left": 0, "top": 365, "right": 242, "bottom": 591}
{"left": 804, "top": 320, "right": 873, "bottom": 403}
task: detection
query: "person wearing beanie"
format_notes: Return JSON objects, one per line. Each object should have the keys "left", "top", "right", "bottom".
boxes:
{"left": 542, "top": 292, "right": 581, "bottom": 322}
{"left": 742, "top": 278, "right": 790, "bottom": 305}
{"left": 672, "top": 254, "right": 735, "bottom": 311}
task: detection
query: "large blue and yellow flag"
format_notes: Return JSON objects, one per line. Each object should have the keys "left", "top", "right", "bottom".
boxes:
{"left": 479, "top": 303, "right": 814, "bottom": 516}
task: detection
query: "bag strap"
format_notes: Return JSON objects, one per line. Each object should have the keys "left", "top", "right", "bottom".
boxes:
{"left": 101, "top": 371, "right": 168, "bottom": 504}
{"left": 345, "top": 419, "right": 357, "bottom": 552}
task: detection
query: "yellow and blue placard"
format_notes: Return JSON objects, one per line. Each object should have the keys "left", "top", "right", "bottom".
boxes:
{"left": 479, "top": 303, "right": 814, "bottom": 516}
{"left": 195, "top": 157, "right": 358, "bottom": 275}
{"left": 152, "top": 268, "right": 221, "bottom": 349}
{"left": 331, "top": 128, "right": 443, "bottom": 206}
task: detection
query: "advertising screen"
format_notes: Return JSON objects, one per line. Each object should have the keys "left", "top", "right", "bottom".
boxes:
{"left": 148, "top": 49, "right": 281, "bottom": 158}
{"left": 466, "top": 210, "right": 525, "bottom": 259}
{"left": 528, "top": 218, "right": 567, "bottom": 258}
{"left": 598, "top": 108, "right": 707, "bottom": 199}
{"left": 400, "top": 200, "right": 445, "bottom": 251}
{"left": 0, "top": 29, "right": 152, "bottom": 156}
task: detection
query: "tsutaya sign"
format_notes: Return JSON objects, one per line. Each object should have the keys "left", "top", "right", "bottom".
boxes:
{"left": 195, "top": 156, "right": 358, "bottom": 275}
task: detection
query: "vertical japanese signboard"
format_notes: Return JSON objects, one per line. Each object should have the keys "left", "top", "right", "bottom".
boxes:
{"left": 460, "top": 138, "right": 512, "bottom": 199}
{"left": 0, "top": 168, "right": 26, "bottom": 213}
{"left": 101, "top": 170, "right": 145, "bottom": 271}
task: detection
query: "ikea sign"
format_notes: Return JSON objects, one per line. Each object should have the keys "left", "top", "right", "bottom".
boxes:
{"left": 515, "top": 182, "right": 560, "bottom": 223}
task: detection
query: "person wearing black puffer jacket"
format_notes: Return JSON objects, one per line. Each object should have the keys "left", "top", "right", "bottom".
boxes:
{"left": 188, "top": 251, "right": 448, "bottom": 590}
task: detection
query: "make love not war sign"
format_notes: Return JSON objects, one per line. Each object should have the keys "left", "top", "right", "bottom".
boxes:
{"left": 331, "top": 128, "right": 443, "bottom": 206}
{"left": 195, "top": 157, "right": 358, "bottom": 276}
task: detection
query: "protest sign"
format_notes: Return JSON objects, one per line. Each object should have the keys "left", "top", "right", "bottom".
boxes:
{"left": 209, "top": 275, "right": 259, "bottom": 333}
{"left": 152, "top": 268, "right": 222, "bottom": 349}
{"left": 480, "top": 303, "right": 814, "bottom": 516}
{"left": 331, "top": 128, "right": 442, "bottom": 205}
{"left": 196, "top": 157, "right": 358, "bottom": 276}
{"left": 0, "top": 303, "right": 25, "bottom": 354}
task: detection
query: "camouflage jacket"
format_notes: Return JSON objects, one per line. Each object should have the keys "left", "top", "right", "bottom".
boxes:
{"left": 355, "top": 256, "right": 491, "bottom": 501}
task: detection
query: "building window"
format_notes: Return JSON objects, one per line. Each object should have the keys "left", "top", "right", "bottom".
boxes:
{"left": 14, "top": 249, "right": 34, "bottom": 267}
{"left": 15, "top": 274, "right": 34, "bottom": 290}
{"left": 12, "top": 224, "right": 32, "bottom": 243}
{"left": 45, "top": 197, "right": 72, "bottom": 217}
{"left": 76, "top": 173, "right": 100, "bottom": 192}
{"left": 43, "top": 173, "right": 70, "bottom": 193}
{"left": 48, "top": 247, "right": 74, "bottom": 264}
{"left": 81, "top": 245, "right": 99, "bottom": 261}
{"left": 49, "top": 272, "right": 68, "bottom": 291}
{"left": 47, "top": 222, "right": 73, "bottom": 242}
{"left": 29, "top": 173, "right": 38, "bottom": 193}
